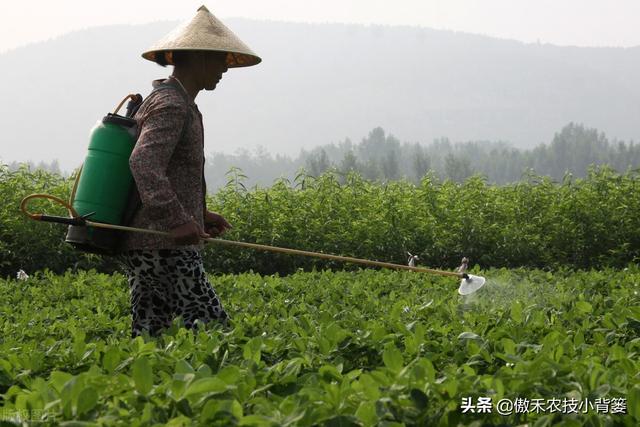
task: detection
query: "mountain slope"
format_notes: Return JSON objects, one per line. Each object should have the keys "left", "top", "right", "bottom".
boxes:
{"left": 1, "top": 19, "right": 639, "bottom": 170}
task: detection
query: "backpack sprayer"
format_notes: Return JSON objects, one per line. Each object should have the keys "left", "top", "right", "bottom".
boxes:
{"left": 19, "top": 95, "right": 486, "bottom": 296}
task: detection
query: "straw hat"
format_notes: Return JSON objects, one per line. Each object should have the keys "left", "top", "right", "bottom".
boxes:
{"left": 142, "top": 5, "right": 261, "bottom": 68}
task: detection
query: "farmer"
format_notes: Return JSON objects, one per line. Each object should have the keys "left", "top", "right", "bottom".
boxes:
{"left": 119, "top": 6, "right": 261, "bottom": 338}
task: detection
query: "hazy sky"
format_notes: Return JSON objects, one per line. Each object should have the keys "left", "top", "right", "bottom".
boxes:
{"left": 2, "top": 0, "right": 640, "bottom": 52}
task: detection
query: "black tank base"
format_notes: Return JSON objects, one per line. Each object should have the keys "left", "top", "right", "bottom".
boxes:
{"left": 65, "top": 224, "right": 121, "bottom": 256}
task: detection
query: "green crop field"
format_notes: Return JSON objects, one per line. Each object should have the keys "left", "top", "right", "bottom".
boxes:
{"left": 1, "top": 166, "right": 640, "bottom": 425}
{"left": 1, "top": 267, "right": 639, "bottom": 426}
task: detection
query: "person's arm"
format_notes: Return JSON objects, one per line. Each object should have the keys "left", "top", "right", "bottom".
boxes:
{"left": 129, "top": 93, "right": 192, "bottom": 231}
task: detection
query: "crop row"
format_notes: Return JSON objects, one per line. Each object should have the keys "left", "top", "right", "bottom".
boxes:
{"left": 1, "top": 267, "right": 638, "bottom": 425}
{"left": 2, "top": 165, "right": 640, "bottom": 277}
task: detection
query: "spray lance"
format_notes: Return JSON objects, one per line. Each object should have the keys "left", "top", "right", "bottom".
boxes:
{"left": 20, "top": 193, "right": 485, "bottom": 295}
{"left": 19, "top": 95, "right": 486, "bottom": 295}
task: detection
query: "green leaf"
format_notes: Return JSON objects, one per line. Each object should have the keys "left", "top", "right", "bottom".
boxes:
{"left": 501, "top": 338, "right": 516, "bottom": 355}
{"left": 165, "top": 416, "right": 192, "bottom": 427}
{"left": 239, "top": 414, "right": 275, "bottom": 426}
{"left": 175, "top": 359, "right": 195, "bottom": 374}
{"left": 440, "top": 378, "right": 458, "bottom": 397}
{"left": 102, "top": 346, "right": 120, "bottom": 374}
{"left": 184, "top": 377, "right": 228, "bottom": 398}
{"left": 76, "top": 387, "right": 98, "bottom": 415}
{"left": 201, "top": 399, "right": 243, "bottom": 422}
{"left": 217, "top": 365, "right": 242, "bottom": 384}
{"left": 608, "top": 344, "right": 626, "bottom": 362}
{"left": 415, "top": 358, "right": 436, "bottom": 384}
{"left": 344, "top": 369, "right": 362, "bottom": 381}
{"left": 319, "top": 364, "right": 342, "bottom": 382}
{"left": 511, "top": 301, "right": 523, "bottom": 323}
{"left": 132, "top": 357, "right": 153, "bottom": 396}
{"left": 195, "top": 364, "right": 212, "bottom": 378}
{"left": 141, "top": 403, "right": 153, "bottom": 423}
{"left": 72, "top": 330, "right": 87, "bottom": 360}
{"left": 243, "top": 337, "right": 262, "bottom": 363}
{"left": 358, "top": 374, "right": 381, "bottom": 400}
{"left": 575, "top": 301, "right": 592, "bottom": 314}
{"left": 60, "top": 375, "right": 85, "bottom": 419}
{"left": 0, "top": 358, "right": 12, "bottom": 378}
{"left": 170, "top": 373, "right": 195, "bottom": 401}
{"left": 49, "top": 370, "right": 73, "bottom": 394}
{"left": 355, "top": 401, "right": 378, "bottom": 426}
{"left": 279, "top": 358, "right": 304, "bottom": 383}
{"left": 628, "top": 385, "right": 640, "bottom": 421}
{"left": 382, "top": 345, "right": 403, "bottom": 373}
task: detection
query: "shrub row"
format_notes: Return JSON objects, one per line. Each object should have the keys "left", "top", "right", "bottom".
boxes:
{"left": 1, "top": 164, "right": 639, "bottom": 277}
{"left": 206, "top": 167, "right": 640, "bottom": 274}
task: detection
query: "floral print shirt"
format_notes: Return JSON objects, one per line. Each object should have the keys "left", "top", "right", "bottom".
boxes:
{"left": 120, "top": 77, "right": 206, "bottom": 251}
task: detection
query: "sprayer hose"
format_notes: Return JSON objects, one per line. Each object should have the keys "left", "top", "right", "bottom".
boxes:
{"left": 20, "top": 193, "right": 79, "bottom": 221}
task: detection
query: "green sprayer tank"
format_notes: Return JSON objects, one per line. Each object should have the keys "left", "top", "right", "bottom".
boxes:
{"left": 65, "top": 112, "right": 138, "bottom": 254}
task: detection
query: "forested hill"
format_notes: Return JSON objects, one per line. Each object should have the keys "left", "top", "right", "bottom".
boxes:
{"left": 1, "top": 19, "right": 640, "bottom": 173}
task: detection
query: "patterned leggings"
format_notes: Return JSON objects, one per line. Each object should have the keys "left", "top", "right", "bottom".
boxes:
{"left": 120, "top": 249, "right": 227, "bottom": 338}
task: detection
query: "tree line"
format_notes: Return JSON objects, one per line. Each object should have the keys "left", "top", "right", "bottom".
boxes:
{"left": 8, "top": 122, "right": 640, "bottom": 191}
{"left": 206, "top": 122, "right": 640, "bottom": 189}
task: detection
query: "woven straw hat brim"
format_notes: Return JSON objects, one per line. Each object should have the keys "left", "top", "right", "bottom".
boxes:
{"left": 142, "top": 5, "right": 261, "bottom": 68}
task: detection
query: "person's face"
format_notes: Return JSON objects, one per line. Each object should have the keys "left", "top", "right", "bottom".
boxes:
{"left": 199, "top": 51, "right": 229, "bottom": 91}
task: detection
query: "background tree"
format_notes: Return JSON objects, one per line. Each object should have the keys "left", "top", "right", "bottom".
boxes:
{"left": 412, "top": 143, "right": 431, "bottom": 181}
{"left": 306, "top": 148, "right": 331, "bottom": 176}
{"left": 444, "top": 154, "right": 473, "bottom": 182}
{"left": 339, "top": 150, "right": 358, "bottom": 175}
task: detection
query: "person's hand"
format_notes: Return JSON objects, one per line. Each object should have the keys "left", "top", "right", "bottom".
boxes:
{"left": 169, "top": 221, "right": 209, "bottom": 245}
{"left": 204, "top": 210, "right": 232, "bottom": 237}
